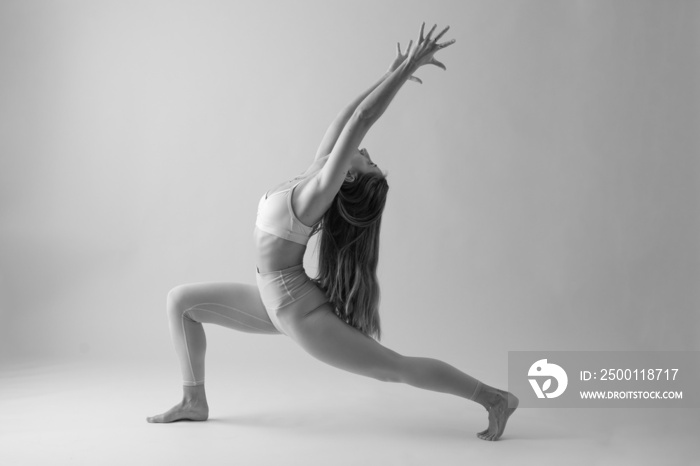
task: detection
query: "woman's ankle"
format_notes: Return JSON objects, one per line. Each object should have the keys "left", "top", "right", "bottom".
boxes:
{"left": 183, "top": 383, "right": 207, "bottom": 402}
{"left": 473, "top": 383, "right": 499, "bottom": 408}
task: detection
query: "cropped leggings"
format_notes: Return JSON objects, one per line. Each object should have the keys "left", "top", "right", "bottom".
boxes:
{"left": 165, "top": 266, "right": 483, "bottom": 401}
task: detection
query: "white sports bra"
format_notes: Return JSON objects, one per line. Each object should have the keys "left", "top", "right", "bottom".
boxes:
{"left": 255, "top": 179, "right": 317, "bottom": 246}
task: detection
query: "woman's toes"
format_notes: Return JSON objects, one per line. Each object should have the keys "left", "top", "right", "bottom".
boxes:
{"left": 147, "top": 414, "right": 165, "bottom": 423}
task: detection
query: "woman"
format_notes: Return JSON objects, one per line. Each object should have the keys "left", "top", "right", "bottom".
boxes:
{"left": 147, "top": 23, "right": 518, "bottom": 441}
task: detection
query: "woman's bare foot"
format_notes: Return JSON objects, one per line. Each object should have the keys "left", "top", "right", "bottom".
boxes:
{"left": 147, "top": 385, "right": 209, "bottom": 423}
{"left": 476, "top": 388, "right": 518, "bottom": 441}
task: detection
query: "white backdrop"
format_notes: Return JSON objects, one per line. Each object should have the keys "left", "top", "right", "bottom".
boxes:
{"left": 1, "top": 0, "right": 697, "bottom": 381}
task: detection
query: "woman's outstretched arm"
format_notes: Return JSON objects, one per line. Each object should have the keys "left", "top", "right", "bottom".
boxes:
{"left": 313, "top": 43, "right": 419, "bottom": 161}
{"left": 315, "top": 24, "right": 455, "bottom": 200}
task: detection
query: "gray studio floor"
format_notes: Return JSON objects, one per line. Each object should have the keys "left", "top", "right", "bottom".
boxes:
{"left": 2, "top": 357, "right": 698, "bottom": 466}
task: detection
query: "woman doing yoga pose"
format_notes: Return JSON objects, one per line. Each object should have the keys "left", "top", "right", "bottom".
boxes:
{"left": 147, "top": 23, "right": 518, "bottom": 441}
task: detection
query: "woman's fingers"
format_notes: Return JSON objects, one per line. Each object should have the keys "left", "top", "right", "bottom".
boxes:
{"left": 430, "top": 58, "right": 446, "bottom": 70}
{"left": 414, "top": 23, "right": 452, "bottom": 52}
{"left": 437, "top": 38, "right": 456, "bottom": 50}
{"left": 433, "top": 25, "right": 450, "bottom": 42}
{"left": 406, "top": 22, "right": 454, "bottom": 71}
{"left": 425, "top": 24, "right": 437, "bottom": 41}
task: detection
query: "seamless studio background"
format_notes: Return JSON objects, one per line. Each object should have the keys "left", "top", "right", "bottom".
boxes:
{"left": 1, "top": 1, "right": 698, "bottom": 465}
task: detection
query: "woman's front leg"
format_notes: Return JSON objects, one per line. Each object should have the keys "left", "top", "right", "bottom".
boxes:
{"left": 148, "top": 282, "right": 280, "bottom": 423}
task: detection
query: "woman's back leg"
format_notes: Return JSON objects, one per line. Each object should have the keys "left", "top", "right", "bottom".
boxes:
{"left": 278, "top": 302, "right": 481, "bottom": 396}
{"left": 277, "top": 303, "right": 518, "bottom": 440}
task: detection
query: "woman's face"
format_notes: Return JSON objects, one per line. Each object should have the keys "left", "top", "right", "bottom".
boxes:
{"left": 349, "top": 148, "right": 383, "bottom": 177}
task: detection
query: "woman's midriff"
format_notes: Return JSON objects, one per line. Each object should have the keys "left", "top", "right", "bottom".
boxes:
{"left": 254, "top": 226, "right": 308, "bottom": 273}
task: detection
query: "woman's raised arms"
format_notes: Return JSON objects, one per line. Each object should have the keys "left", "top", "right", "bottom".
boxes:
{"left": 313, "top": 42, "right": 422, "bottom": 161}
{"left": 313, "top": 24, "right": 455, "bottom": 204}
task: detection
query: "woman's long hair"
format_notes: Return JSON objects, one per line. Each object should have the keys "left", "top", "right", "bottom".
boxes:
{"left": 311, "top": 172, "right": 389, "bottom": 341}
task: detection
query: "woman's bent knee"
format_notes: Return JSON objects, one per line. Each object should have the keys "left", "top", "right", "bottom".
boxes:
{"left": 166, "top": 285, "right": 193, "bottom": 318}
{"left": 167, "top": 284, "right": 186, "bottom": 304}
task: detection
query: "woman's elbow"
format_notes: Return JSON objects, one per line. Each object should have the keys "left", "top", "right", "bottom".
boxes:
{"left": 353, "top": 107, "right": 373, "bottom": 122}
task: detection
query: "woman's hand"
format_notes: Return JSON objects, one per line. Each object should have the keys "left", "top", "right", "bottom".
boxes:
{"left": 388, "top": 41, "right": 422, "bottom": 83}
{"left": 405, "top": 23, "right": 455, "bottom": 78}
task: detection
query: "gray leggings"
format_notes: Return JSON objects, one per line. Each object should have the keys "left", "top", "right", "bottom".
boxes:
{"left": 166, "top": 272, "right": 483, "bottom": 401}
